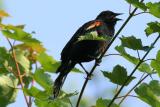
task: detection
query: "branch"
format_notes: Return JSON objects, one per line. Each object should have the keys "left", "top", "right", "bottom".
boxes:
{"left": 76, "top": 2, "right": 142, "bottom": 107}
{"left": 108, "top": 34, "right": 160, "bottom": 107}
{"left": 6, "top": 38, "right": 30, "bottom": 107}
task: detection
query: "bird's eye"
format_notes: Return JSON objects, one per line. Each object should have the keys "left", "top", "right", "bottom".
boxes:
{"left": 110, "top": 15, "right": 115, "bottom": 19}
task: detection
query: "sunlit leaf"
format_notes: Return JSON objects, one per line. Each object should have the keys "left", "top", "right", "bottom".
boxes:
{"left": 14, "top": 43, "right": 46, "bottom": 53}
{"left": 135, "top": 80, "right": 160, "bottom": 107}
{"left": 96, "top": 98, "right": 119, "bottom": 107}
{"left": 0, "top": 75, "right": 18, "bottom": 107}
{"left": 2, "top": 24, "right": 40, "bottom": 44}
{"left": 0, "top": 10, "right": 10, "bottom": 18}
{"left": 78, "top": 33, "right": 111, "bottom": 41}
{"left": 15, "top": 50, "right": 30, "bottom": 74}
{"left": 102, "top": 65, "right": 135, "bottom": 86}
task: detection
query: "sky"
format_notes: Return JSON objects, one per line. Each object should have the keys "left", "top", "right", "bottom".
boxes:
{"left": 0, "top": 0, "right": 159, "bottom": 107}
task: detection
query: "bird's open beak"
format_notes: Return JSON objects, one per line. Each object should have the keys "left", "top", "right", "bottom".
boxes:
{"left": 115, "top": 13, "right": 123, "bottom": 21}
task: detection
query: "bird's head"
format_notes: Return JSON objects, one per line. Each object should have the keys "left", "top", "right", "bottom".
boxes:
{"left": 96, "top": 10, "right": 122, "bottom": 25}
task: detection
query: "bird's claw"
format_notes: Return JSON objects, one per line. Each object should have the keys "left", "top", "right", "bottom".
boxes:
{"left": 95, "top": 58, "right": 102, "bottom": 66}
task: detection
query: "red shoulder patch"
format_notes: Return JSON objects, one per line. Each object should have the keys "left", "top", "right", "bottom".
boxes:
{"left": 86, "top": 21, "right": 103, "bottom": 30}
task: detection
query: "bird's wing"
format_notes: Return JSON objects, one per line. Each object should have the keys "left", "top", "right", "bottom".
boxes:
{"left": 60, "top": 20, "right": 104, "bottom": 61}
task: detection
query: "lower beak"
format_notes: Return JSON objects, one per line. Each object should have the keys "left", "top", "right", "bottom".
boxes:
{"left": 115, "top": 18, "right": 122, "bottom": 21}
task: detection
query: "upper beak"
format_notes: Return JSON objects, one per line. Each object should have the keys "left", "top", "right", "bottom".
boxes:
{"left": 114, "top": 13, "right": 123, "bottom": 16}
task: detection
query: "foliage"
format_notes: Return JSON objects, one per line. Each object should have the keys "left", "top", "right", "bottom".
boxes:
{"left": 0, "top": 0, "right": 160, "bottom": 107}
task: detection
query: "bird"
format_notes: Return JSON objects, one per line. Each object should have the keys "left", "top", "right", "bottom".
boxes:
{"left": 53, "top": 10, "right": 122, "bottom": 98}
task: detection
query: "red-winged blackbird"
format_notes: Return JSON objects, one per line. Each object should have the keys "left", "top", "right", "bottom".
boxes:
{"left": 53, "top": 10, "right": 122, "bottom": 98}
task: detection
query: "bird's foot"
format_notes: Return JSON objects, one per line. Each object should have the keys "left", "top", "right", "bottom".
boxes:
{"left": 85, "top": 74, "right": 93, "bottom": 80}
{"left": 95, "top": 58, "right": 102, "bottom": 66}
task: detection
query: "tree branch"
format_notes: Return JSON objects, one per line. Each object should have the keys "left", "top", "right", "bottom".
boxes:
{"left": 6, "top": 38, "right": 30, "bottom": 107}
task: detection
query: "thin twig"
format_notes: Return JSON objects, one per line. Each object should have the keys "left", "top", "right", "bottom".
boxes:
{"left": 134, "top": 12, "right": 150, "bottom": 16}
{"left": 108, "top": 34, "right": 160, "bottom": 107}
{"left": 76, "top": 2, "right": 141, "bottom": 107}
{"left": 79, "top": 63, "right": 89, "bottom": 75}
{"left": 143, "top": 58, "right": 155, "bottom": 62}
{"left": 129, "top": 4, "right": 132, "bottom": 15}
{"left": 104, "top": 54, "right": 121, "bottom": 57}
{"left": 137, "top": 50, "right": 141, "bottom": 60}
{"left": 6, "top": 38, "right": 30, "bottom": 107}
{"left": 115, "top": 85, "right": 119, "bottom": 93}
{"left": 116, "top": 95, "right": 139, "bottom": 99}
{"left": 118, "top": 73, "right": 150, "bottom": 105}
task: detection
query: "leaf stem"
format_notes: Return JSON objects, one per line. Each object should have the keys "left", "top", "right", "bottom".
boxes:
{"left": 76, "top": 2, "right": 141, "bottom": 107}
{"left": 6, "top": 38, "right": 30, "bottom": 107}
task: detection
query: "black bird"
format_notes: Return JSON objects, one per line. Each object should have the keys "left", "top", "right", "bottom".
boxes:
{"left": 53, "top": 10, "right": 122, "bottom": 98}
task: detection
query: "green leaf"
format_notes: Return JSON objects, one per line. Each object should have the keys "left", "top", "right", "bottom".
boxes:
{"left": 0, "top": 75, "right": 18, "bottom": 107}
{"left": 35, "top": 98, "right": 71, "bottom": 107}
{"left": 120, "top": 36, "right": 149, "bottom": 51}
{"left": 115, "top": 46, "right": 152, "bottom": 73}
{"left": 135, "top": 80, "right": 160, "bottom": 107}
{"left": 115, "top": 45, "right": 152, "bottom": 73}
{"left": 102, "top": 65, "right": 135, "bottom": 86}
{"left": 24, "top": 86, "right": 49, "bottom": 99}
{"left": 145, "top": 22, "right": 160, "bottom": 36}
{"left": 151, "top": 50, "right": 160, "bottom": 76}
{"left": 37, "top": 52, "right": 82, "bottom": 73}
{"left": 37, "top": 52, "right": 60, "bottom": 72}
{"left": 146, "top": 2, "right": 160, "bottom": 18}
{"left": 15, "top": 50, "right": 30, "bottom": 74}
{"left": 78, "top": 33, "right": 111, "bottom": 41}
{"left": 34, "top": 68, "right": 53, "bottom": 90}
{"left": 2, "top": 24, "right": 41, "bottom": 44}
{"left": 125, "top": 0, "right": 147, "bottom": 11}
{"left": 14, "top": 43, "right": 46, "bottom": 53}
{"left": 96, "top": 98, "right": 119, "bottom": 107}
{"left": 25, "top": 86, "right": 74, "bottom": 107}
{"left": 0, "top": 47, "right": 10, "bottom": 74}
{"left": 0, "top": 10, "right": 10, "bottom": 18}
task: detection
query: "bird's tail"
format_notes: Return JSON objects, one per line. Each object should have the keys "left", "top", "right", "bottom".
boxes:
{"left": 53, "top": 61, "right": 75, "bottom": 98}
